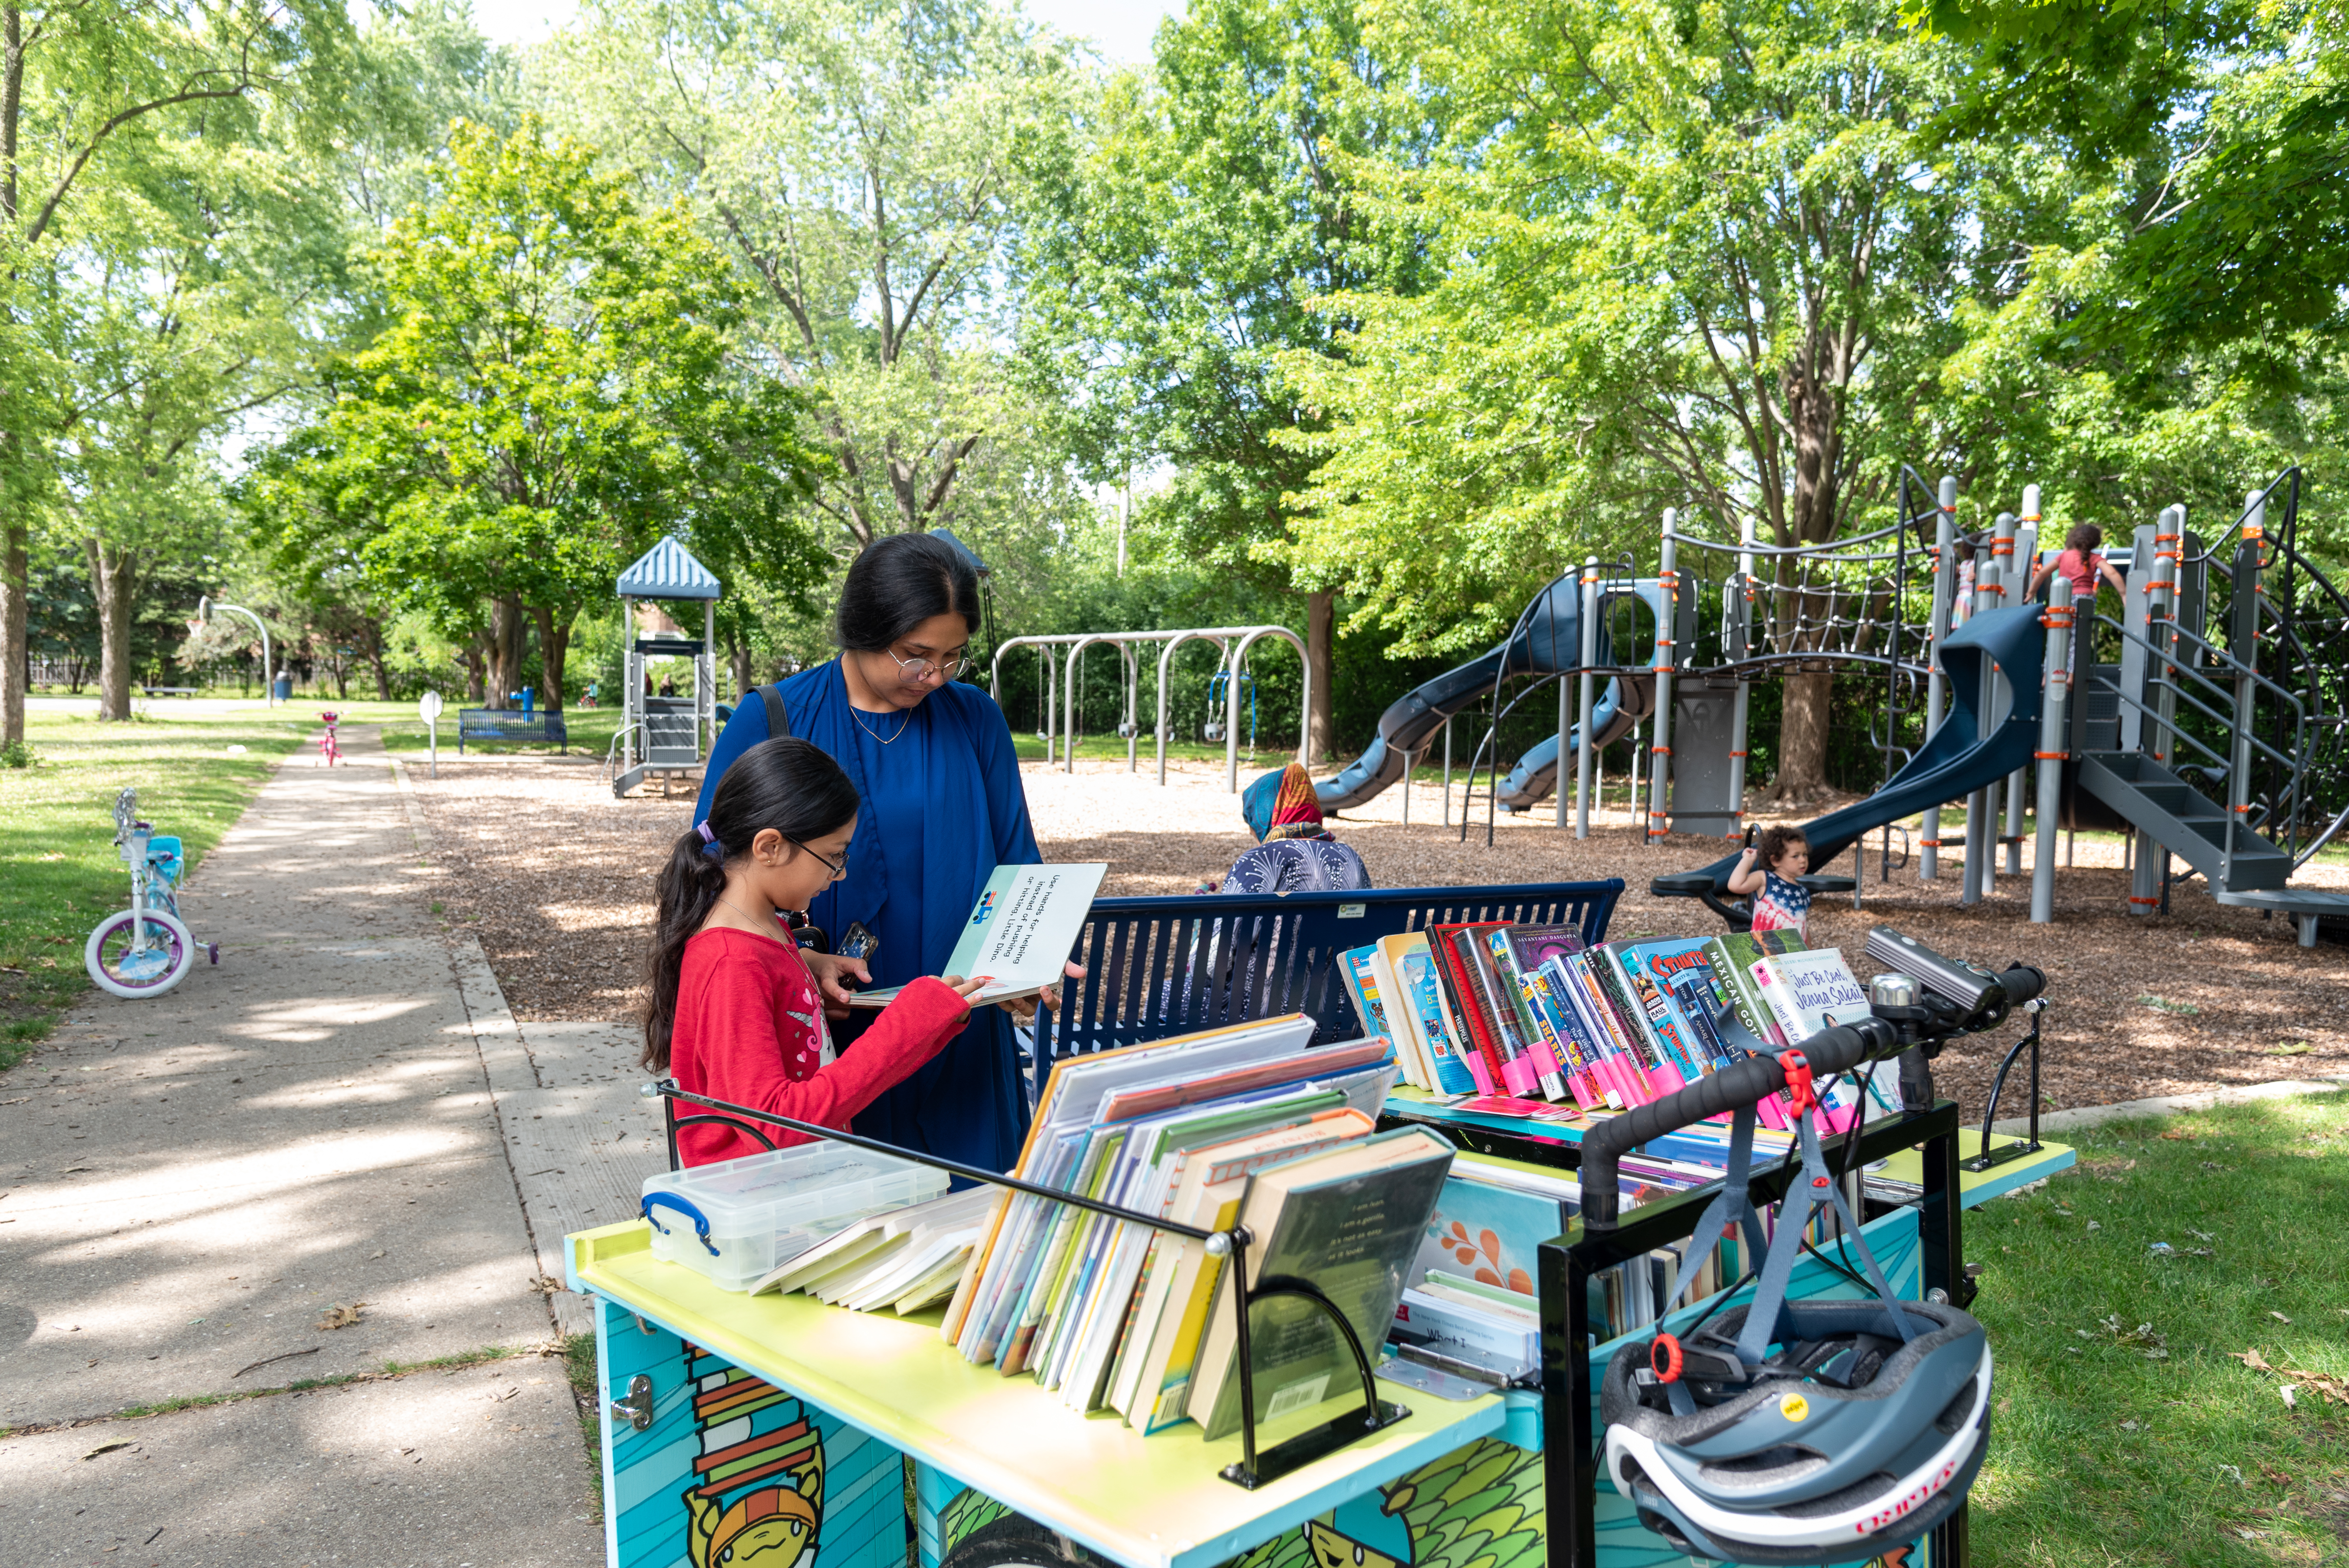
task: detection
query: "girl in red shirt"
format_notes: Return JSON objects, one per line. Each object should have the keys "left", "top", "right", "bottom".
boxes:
{"left": 2028, "top": 522, "right": 2128, "bottom": 604}
{"left": 642, "top": 737, "right": 987, "bottom": 1166}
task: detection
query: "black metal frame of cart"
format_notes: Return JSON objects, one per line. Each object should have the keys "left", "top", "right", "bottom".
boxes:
{"left": 1417, "top": 1104, "right": 1968, "bottom": 1568}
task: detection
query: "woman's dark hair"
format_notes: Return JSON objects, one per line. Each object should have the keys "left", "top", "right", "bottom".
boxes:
{"left": 1756, "top": 825, "right": 1809, "bottom": 872}
{"left": 836, "top": 531, "right": 981, "bottom": 652}
{"left": 641, "top": 738, "right": 860, "bottom": 1070}
{"left": 2064, "top": 523, "right": 2103, "bottom": 555}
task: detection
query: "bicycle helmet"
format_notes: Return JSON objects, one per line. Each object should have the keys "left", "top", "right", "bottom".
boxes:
{"left": 1601, "top": 1299, "right": 1992, "bottom": 1564}
{"left": 1595, "top": 1050, "right": 1995, "bottom": 1564}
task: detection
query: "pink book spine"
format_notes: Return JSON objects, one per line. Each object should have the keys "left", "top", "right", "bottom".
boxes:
{"left": 1460, "top": 1049, "right": 1496, "bottom": 1096}
{"left": 1499, "top": 1056, "right": 1542, "bottom": 1098}
{"left": 1602, "top": 1049, "right": 1652, "bottom": 1107}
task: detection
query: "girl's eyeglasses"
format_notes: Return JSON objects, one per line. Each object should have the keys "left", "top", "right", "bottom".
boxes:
{"left": 882, "top": 645, "right": 972, "bottom": 683}
{"left": 787, "top": 838, "right": 848, "bottom": 878}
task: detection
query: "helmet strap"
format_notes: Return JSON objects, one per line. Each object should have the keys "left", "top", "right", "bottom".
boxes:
{"left": 1656, "top": 1101, "right": 1771, "bottom": 1314}
{"left": 1646, "top": 1103, "right": 1773, "bottom": 1416}
{"left": 1731, "top": 1092, "right": 1915, "bottom": 1369}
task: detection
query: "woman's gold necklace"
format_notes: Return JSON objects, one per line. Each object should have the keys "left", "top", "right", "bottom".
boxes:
{"left": 853, "top": 706, "right": 911, "bottom": 744}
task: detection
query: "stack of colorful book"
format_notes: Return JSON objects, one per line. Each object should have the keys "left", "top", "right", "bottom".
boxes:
{"left": 748, "top": 1187, "right": 1001, "bottom": 1312}
{"left": 937, "top": 1015, "right": 1455, "bottom": 1440}
{"left": 1342, "top": 925, "right": 1897, "bottom": 1132}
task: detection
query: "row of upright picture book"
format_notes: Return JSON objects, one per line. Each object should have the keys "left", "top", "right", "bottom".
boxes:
{"left": 1340, "top": 922, "right": 1897, "bottom": 1130}
{"left": 934, "top": 1015, "right": 1454, "bottom": 1440}
{"left": 743, "top": 941, "right": 1888, "bottom": 1434}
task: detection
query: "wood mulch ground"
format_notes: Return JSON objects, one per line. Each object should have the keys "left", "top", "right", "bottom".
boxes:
{"left": 406, "top": 749, "right": 2349, "bottom": 1123}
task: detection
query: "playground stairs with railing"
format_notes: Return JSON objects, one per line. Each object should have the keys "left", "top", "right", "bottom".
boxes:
{"left": 2064, "top": 483, "right": 2349, "bottom": 945}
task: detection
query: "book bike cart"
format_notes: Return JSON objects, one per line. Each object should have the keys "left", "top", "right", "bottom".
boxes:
{"left": 567, "top": 883, "right": 2069, "bottom": 1568}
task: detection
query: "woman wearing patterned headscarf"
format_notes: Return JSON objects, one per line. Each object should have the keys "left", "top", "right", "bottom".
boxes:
{"left": 1202, "top": 762, "right": 1372, "bottom": 895}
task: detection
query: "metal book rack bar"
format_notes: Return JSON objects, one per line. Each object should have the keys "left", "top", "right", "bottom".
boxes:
{"left": 642, "top": 1082, "right": 1406, "bottom": 1490}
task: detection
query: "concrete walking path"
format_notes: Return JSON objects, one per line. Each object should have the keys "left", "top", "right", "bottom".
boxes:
{"left": 0, "top": 726, "right": 631, "bottom": 1565}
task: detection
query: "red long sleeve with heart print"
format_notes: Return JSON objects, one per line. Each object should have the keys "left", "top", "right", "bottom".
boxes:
{"left": 669, "top": 927, "right": 970, "bottom": 1166}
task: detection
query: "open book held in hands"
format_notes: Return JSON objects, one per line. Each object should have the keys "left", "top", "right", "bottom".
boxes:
{"left": 847, "top": 862, "right": 1107, "bottom": 1007}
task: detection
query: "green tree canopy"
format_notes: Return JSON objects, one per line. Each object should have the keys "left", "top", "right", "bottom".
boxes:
{"left": 1017, "top": 0, "right": 1435, "bottom": 760}
{"left": 1270, "top": 0, "right": 2067, "bottom": 795}
{"left": 0, "top": 0, "right": 362, "bottom": 740}
{"left": 264, "top": 117, "right": 829, "bottom": 709}
{"left": 539, "top": 0, "right": 1078, "bottom": 552}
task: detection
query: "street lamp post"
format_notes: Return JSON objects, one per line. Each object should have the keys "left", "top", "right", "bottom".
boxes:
{"left": 197, "top": 597, "right": 273, "bottom": 707}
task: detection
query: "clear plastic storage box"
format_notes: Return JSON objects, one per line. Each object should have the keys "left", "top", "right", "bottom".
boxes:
{"left": 639, "top": 1140, "right": 949, "bottom": 1291}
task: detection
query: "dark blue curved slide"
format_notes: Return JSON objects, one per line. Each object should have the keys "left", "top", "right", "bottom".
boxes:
{"left": 1316, "top": 573, "right": 1649, "bottom": 811}
{"left": 1652, "top": 603, "right": 2048, "bottom": 914}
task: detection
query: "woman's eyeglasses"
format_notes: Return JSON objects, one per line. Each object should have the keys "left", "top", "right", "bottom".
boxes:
{"left": 787, "top": 838, "right": 848, "bottom": 878}
{"left": 882, "top": 645, "right": 972, "bottom": 683}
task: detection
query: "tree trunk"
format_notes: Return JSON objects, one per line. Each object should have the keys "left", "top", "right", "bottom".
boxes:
{"left": 85, "top": 537, "right": 136, "bottom": 721}
{"left": 1773, "top": 670, "right": 1833, "bottom": 804}
{"left": 1763, "top": 351, "right": 1846, "bottom": 802}
{"left": 3, "top": 10, "right": 29, "bottom": 746}
{"left": 370, "top": 646, "right": 391, "bottom": 700}
{"left": 0, "top": 505, "right": 23, "bottom": 744}
{"left": 731, "top": 636, "right": 754, "bottom": 701}
{"left": 531, "top": 602, "right": 572, "bottom": 711}
{"left": 485, "top": 596, "right": 525, "bottom": 708}
{"left": 1304, "top": 590, "right": 1334, "bottom": 766}
{"left": 461, "top": 638, "right": 487, "bottom": 703}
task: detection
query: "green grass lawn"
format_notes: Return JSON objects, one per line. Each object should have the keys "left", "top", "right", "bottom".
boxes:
{"left": 1972, "top": 1092, "right": 2349, "bottom": 1566}
{"left": 0, "top": 703, "right": 311, "bottom": 1065}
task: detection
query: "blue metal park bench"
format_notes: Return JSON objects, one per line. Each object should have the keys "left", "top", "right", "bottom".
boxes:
{"left": 457, "top": 708, "right": 570, "bottom": 754}
{"left": 1032, "top": 878, "right": 1625, "bottom": 1098}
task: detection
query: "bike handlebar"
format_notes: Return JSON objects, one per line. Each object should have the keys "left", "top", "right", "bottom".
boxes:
{"left": 1576, "top": 953, "right": 2046, "bottom": 1230}
{"left": 1579, "top": 1017, "right": 1896, "bottom": 1228}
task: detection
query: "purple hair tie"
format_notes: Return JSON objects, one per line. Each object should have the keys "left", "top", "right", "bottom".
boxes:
{"left": 696, "top": 821, "right": 723, "bottom": 857}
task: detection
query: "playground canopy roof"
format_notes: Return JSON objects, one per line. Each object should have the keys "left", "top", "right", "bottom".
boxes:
{"left": 929, "top": 526, "right": 990, "bottom": 577}
{"left": 617, "top": 537, "right": 722, "bottom": 600}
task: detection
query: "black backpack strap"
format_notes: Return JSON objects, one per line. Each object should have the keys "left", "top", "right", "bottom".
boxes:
{"left": 758, "top": 684, "right": 791, "bottom": 740}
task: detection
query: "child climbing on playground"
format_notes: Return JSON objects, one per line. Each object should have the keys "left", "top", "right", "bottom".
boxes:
{"left": 640, "top": 737, "right": 989, "bottom": 1166}
{"left": 1727, "top": 825, "right": 1812, "bottom": 939}
{"left": 2028, "top": 523, "right": 2129, "bottom": 605}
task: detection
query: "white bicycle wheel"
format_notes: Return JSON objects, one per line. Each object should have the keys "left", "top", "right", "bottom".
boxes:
{"left": 84, "top": 908, "right": 196, "bottom": 998}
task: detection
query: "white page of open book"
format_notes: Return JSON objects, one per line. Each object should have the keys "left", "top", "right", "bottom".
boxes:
{"left": 848, "top": 862, "right": 1108, "bottom": 1007}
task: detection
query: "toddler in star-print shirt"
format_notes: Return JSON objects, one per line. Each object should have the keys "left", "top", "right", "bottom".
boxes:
{"left": 642, "top": 737, "right": 987, "bottom": 1167}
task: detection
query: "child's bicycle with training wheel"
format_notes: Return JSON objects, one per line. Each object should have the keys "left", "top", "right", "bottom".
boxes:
{"left": 318, "top": 710, "right": 341, "bottom": 765}
{"left": 84, "top": 787, "right": 220, "bottom": 999}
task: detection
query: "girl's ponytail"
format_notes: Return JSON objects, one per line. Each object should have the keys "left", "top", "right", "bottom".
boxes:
{"left": 639, "top": 737, "right": 863, "bottom": 1070}
{"left": 643, "top": 829, "right": 731, "bottom": 1069}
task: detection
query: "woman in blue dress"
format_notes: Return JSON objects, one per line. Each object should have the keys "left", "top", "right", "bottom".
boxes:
{"left": 693, "top": 533, "right": 1061, "bottom": 1173}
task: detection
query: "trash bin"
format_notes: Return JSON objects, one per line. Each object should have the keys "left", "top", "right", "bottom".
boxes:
{"left": 272, "top": 675, "right": 292, "bottom": 700}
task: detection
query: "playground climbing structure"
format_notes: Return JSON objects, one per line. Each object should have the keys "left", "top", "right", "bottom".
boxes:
{"left": 1291, "top": 461, "right": 2349, "bottom": 943}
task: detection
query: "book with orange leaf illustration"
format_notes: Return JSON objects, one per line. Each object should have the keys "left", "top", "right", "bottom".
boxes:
{"left": 1411, "top": 1151, "right": 1688, "bottom": 1300}
{"left": 1411, "top": 1156, "right": 1573, "bottom": 1299}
